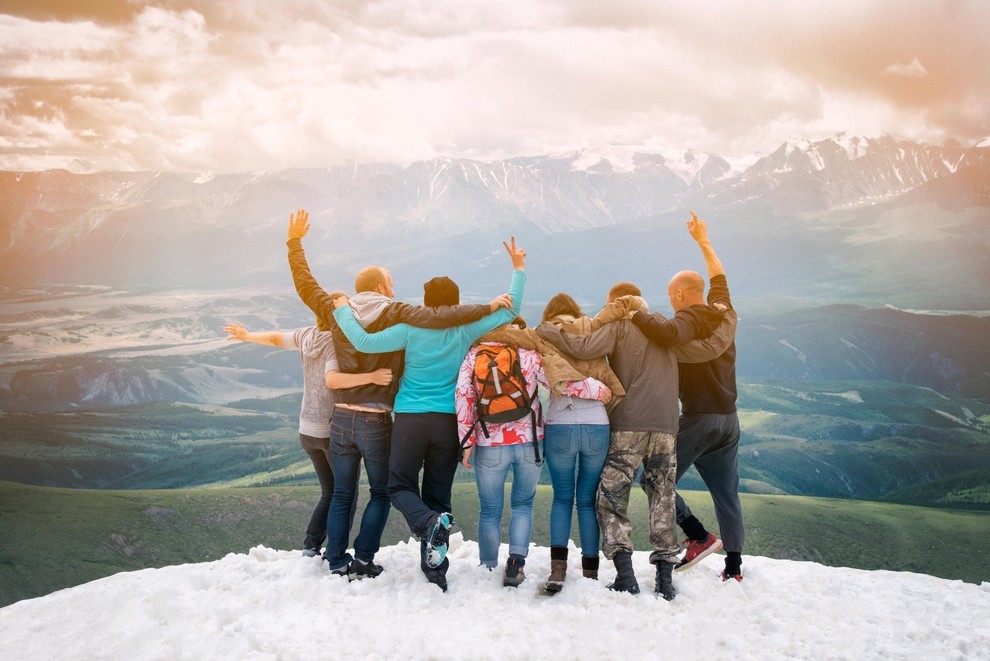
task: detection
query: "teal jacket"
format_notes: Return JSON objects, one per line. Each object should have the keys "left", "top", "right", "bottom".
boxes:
{"left": 333, "top": 270, "right": 526, "bottom": 414}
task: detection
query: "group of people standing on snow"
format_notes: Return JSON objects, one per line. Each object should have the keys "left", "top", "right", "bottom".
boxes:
{"left": 224, "top": 208, "right": 744, "bottom": 599}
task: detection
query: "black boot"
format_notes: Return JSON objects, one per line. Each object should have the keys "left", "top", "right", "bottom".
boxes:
{"left": 503, "top": 554, "right": 526, "bottom": 587}
{"left": 654, "top": 561, "right": 676, "bottom": 601}
{"left": 607, "top": 551, "right": 640, "bottom": 594}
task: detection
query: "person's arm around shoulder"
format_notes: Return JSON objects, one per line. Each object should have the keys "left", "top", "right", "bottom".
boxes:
{"left": 224, "top": 323, "right": 289, "bottom": 348}
{"left": 325, "top": 367, "right": 393, "bottom": 390}
{"left": 391, "top": 300, "right": 494, "bottom": 329}
{"left": 536, "top": 321, "right": 617, "bottom": 360}
{"left": 675, "top": 309, "right": 736, "bottom": 363}
{"left": 332, "top": 295, "right": 410, "bottom": 353}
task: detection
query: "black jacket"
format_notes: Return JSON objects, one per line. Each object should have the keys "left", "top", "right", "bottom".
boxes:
{"left": 287, "top": 238, "right": 490, "bottom": 406}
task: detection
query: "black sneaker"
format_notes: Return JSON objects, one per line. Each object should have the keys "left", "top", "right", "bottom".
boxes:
{"left": 654, "top": 561, "right": 676, "bottom": 601}
{"left": 424, "top": 512, "right": 453, "bottom": 569}
{"left": 423, "top": 557, "right": 449, "bottom": 592}
{"left": 349, "top": 559, "right": 384, "bottom": 580}
{"left": 503, "top": 554, "right": 526, "bottom": 588}
{"left": 329, "top": 563, "right": 349, "bottom": 578}
{"left": 302, "top": 548, "right": 321, "bottom": 558}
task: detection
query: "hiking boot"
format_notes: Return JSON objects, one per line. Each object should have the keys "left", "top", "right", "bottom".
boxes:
{"left": 302, "top": 548, "right": 321, "bottom": 558}
{"left": 721, "top": 569, "right": 743, "bottom": 583}
{"left": 544, "top": 559, "right": 567, "bottom": 593}
{"left": 674, "top": 533, "right": 723, "bottom": 573}
{"left": 582, "top": 555, "right": 599, "bottom": 580}
{"left": 329, "top": 563, "right": 349, "bottom": 578}
{"left": 349, "top": 559, "right": 384, "bottom": 580}
{"left": 503, "top": 554, "right": 526, "bottom": 587}
{"left": 424, "top": 512, "right": 453, "bottom": 569}
{"left": 654, "top": 561, "right": 676, "bottom": 601}
{"left": 606, "top": 551, "right": 639, "bottom": 594}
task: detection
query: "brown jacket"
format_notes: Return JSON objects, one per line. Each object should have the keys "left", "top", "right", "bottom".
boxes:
{"left": 480, "top": 300, "right": 628, "bottom": 411}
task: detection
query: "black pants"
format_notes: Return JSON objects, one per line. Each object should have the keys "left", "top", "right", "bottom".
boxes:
{"left": 300, "top": 433, "right": 333, "bottom": 551}
{"left": 387, "top": 412, "right": 460, "bottom": 537}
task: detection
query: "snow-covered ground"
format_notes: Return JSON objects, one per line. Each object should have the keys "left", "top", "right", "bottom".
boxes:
{"left": 1, "top": 536, "right": 988, "bottom": 660}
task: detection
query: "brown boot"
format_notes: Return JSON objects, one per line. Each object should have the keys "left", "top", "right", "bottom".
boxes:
{"left": 544, "top": 559, "right": 567, "bottom": 593}
{"left": 582, "top": 555, "right": 599, "bottom": 580}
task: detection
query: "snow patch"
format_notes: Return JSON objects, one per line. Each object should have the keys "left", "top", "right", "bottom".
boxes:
{"left": 1, "top": 539, "right": 988, "bottom": 660}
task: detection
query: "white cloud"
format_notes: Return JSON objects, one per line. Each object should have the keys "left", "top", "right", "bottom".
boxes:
{"left": 0, "top": 1, "right": 987, "bottom": 172}
{"left": 883, "top": 57, "right": 929, "bottom": 78}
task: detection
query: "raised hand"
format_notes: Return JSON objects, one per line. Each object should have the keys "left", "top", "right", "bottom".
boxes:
{"left": 502, "top": 236, "right": 526, "bottom": 270}
{"left": 287, "top": 209, "right": 310, "bottom": 241}
{"left": 687, "top": 210, "right": 709, "bottom": 244}
{"left": 488, "top": 293, "right": 512, "bottom": 312}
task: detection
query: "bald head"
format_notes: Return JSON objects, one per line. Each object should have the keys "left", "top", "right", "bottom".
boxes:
{"left": 667, "top": 270, "right": 706, "bottom": 311}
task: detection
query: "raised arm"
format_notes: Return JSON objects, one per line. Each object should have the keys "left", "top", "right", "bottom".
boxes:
{"left": 688, "top": 211, "right": 725, "bottom": 280}
{"left": 224, "top": 323, "right": 288, "bottom": 348}
{"left": 456, "top": 237, "right": 527, "bottom": 340}
{"left": 286, "top": 209, "right": 338, "bottom": 326}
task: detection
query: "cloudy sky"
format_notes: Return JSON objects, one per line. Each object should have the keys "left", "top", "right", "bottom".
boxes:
{"left": 1, "top": 0, "right": 988, "bottom": 173}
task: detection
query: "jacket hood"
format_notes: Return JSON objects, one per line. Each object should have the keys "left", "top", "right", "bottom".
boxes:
{"left": 348, "top": 292, "right": 392, "bottom": 328}
{"left": 300, "top": 328, "right": 335, "bottom": 359}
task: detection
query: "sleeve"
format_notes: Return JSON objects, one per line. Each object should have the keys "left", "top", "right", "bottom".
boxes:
{"left": 707, "top": 274, "right": 732, "bottom": 310}
{"left": 455, "top": 348, "right": 480, "bottom": 447}
{"left": 324, "top": 339, "right": 340, "bottom": 374}
{"left": 630, "top": 310, "right": 702, "bottom": 347}
{"left": 392, "top": 302, "right": 493, "bottom": 328}
{"left": 284, "top": 330, "right": 302, "bottom": 351}
{"left": 536, "top": 322, "right": 617, "bottom": 360}
{"left": 333, "top": 306, "right": 409, "bottom": 353}
{"left": 287, "top": 238, "right": 337, "bottom": 327}
{"left": 560, "top": 377, "right": 610, "bottom": 401}
{"left": 674, "top": 309, "right": 737, "bottom": 363}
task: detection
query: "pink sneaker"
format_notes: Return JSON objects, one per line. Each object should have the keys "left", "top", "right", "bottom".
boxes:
{"left": 674, "top": 533, "right": 723, "bottom": 573}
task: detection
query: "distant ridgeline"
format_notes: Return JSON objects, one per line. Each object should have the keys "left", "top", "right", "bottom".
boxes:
{"left": 0, "top": 135, "right": 988, "bottom": 509}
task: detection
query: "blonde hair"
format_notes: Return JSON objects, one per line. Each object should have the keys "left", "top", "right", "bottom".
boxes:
{"left": 354, "top": 266, "right": 390, "bottom": 293}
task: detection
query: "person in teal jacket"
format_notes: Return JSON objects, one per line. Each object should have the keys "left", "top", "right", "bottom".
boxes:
{"left": 332, "top": 238, "right": 527, "bottom": 591}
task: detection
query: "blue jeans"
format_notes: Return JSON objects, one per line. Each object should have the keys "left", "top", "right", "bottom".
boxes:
{"left": 325, "top": 409, "right": 392, "bottom": 568}
{"left": 544, "top": 424, "right": 609, "bottom": 556}
{"left": 473, "top": 442, "right": 543, "bottom": 568}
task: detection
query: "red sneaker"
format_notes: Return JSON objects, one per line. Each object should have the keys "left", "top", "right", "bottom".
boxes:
{"left": 720, "top": 569, "right": 743, "bottom": 583}
{"left": 674, "top": 533, "right": 723, "bottom": 573}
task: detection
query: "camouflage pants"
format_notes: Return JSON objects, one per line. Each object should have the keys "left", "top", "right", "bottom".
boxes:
{"left": 597, "top": 430, "right": 679, "bottom": 564}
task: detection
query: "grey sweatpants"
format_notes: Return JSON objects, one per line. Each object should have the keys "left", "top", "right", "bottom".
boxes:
{"left": 674, "top": 413, "right": 745, "bottom": 553}
{"left": 597, "top": 430, "right": 679, "bottom": 565}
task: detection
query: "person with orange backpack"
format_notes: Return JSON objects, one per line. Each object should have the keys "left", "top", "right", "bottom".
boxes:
{"left": 455, "top": 320, "right": 612, "bottom": 587}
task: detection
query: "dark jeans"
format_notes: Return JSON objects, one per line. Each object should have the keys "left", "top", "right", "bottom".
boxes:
{"left": 324, "top": 408, "right": 393, "bottom": 568}
{"left": 674, "top": 413, "right": 745, "bottom": 553}
{"left": 300, "top": 434, "right": 333, "bottom": 552}
{"left": 387, "top": 412, "right": 460, "bottom": 538}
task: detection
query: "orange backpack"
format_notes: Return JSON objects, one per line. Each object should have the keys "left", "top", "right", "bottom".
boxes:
{"left": 460, "top": 344, "right": 541, "bottom": 463}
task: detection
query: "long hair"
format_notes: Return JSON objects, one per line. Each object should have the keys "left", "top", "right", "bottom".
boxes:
{"left": 541, "top": 292, "right": 583, "bottom": 323}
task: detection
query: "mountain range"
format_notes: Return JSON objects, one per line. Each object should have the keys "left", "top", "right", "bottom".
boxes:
{"left": 2, "top": 134, "right": 988, "bottom": 310}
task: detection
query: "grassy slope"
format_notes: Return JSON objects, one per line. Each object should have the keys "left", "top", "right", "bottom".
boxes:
{"left": 2, "top": 481, "right": 987, "bottom": 609}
